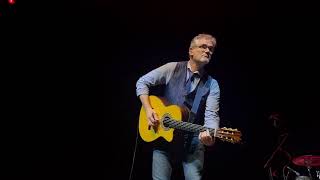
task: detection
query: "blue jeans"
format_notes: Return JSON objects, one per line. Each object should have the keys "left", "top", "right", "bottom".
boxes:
{"left": 152, "top": 136, "right": 204, "bottom": 180}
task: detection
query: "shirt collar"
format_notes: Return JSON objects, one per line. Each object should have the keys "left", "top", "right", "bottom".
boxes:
{"left": 187, "top": 61, "right": 204, "bottom": 77}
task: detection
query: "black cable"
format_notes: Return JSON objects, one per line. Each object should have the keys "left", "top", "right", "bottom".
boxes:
{"left": 129, "top": 121, "right": 140, "bottom": 180}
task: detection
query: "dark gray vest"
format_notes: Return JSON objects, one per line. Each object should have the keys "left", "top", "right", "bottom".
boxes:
{"left": 164, "top": 61, "right": 211, "bottom": 125}
{"left": 152, "top": 61, "right": 212, "bottom": 155}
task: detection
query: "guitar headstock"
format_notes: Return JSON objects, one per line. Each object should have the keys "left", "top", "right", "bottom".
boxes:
{"left": 216, "top": 127, "right": 242, "bottom": 144}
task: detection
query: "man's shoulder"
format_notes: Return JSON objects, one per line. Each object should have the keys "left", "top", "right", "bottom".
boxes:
{"left": 159, "top": 61, "right": 178, "bottom": 70}
{"left": 206, "top": 75, "right": 219, "bottom": 86}
{"left": 162, "top": 61, "right": 188, "bottom": 69}
{"left": 164, "top": 60, "right": 187, "bottom": 65}
{"left": 165, "top": 61, "right": 178, "bottom": 66}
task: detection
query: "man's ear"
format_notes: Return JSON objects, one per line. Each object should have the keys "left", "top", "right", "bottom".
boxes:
{"left": 189, "top": 47, "right": 193, "bottom": 57}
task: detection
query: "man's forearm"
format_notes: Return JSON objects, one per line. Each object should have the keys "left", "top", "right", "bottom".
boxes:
{"left": 139, "top": 94, "right": 152, "bottom": 110}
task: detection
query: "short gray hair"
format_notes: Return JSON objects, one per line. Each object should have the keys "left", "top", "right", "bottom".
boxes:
{"left": 189, "top": 33, "right": 216, "bottom": 49}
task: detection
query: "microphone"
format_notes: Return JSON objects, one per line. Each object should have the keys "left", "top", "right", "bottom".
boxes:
{"left": 286, "top": 166, "right": 300, "bottom": 176}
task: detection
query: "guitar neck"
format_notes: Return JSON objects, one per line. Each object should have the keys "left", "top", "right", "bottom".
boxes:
{"left": 163, "top": 118, "right": 215, "bottom": 136}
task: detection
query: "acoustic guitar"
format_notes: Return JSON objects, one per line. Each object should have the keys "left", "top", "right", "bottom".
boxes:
{"left": 139, "top": 95, "right": 242, "bottom": 144}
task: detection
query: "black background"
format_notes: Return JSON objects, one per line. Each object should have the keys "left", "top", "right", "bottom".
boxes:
{"left": 2, "top": 0, "right": 319, "bottom": 179}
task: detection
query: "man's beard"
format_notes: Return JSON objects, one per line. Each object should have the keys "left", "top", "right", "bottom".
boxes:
{"left": 199, "top": 57, "right": 210, "bottom": 63}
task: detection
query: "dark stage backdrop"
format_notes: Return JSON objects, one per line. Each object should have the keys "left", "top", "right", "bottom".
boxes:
{"left": 2, "top": 1, "right": 319, "bottom": 180}
{"left": 99, "top": 15, "right": 319, "bottom": 180}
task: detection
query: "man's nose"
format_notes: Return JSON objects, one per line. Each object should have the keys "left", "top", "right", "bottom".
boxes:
{"left": 204, "top": 49, "right": 212, "bottom": 54}
{"left": 204, "top": 47, "right": 211, "bottom": 53}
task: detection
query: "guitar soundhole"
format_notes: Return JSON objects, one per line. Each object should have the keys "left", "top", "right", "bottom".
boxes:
{"left": 161, "top": 113, "right": 171, "bottom": 131}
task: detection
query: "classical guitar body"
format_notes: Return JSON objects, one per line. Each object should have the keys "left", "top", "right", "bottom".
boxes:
{"left": 139, "top": 96, "right": 185, "bottom": 142}
{"left": 139, "top": 95, "right": 242, "bottom": 144}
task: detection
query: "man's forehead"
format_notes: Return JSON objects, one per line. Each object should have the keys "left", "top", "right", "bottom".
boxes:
{"left": 196, "top": 38, "right": 215, "bottom": 45}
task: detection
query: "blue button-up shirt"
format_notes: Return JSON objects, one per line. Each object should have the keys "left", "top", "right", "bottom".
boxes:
{"left": 136, "top": 61, "right": 220, "bottom": 129}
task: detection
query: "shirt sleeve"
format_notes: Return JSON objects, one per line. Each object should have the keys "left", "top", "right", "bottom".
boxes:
{"left": 204, "top": 78, "right": 220, "bottom": 130}
{"left": 136, "top": 62, "right": 177, "bottom": 97}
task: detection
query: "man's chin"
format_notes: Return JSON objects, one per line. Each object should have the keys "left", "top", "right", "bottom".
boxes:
{"left": 200, "top": 58, "right": 210, "bottom": 64}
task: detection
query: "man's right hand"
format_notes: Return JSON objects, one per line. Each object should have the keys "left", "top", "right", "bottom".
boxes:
{"left": 146, "top": 108, "right": 160, "bottom": 127}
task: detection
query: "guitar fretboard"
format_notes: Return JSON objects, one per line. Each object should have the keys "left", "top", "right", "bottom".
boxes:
{"left": 163, "top": 118, "right": 215, "bottom": 136}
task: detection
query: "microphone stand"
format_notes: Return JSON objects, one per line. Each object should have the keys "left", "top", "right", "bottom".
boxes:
{"left": 263, "top": 133, "right": 289, "bottom": 180}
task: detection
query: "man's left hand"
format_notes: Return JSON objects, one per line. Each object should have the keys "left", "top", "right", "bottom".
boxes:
{"left": 199, "top": 129, "right": 215, "bottom": 146}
